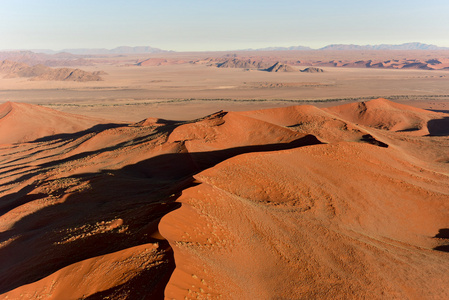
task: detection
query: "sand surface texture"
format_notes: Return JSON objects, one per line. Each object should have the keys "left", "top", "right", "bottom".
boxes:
{"left": 0, "top": 99, "right": 448, "bottom": 299}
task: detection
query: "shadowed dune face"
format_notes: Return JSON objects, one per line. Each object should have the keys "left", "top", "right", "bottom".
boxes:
{"left": 1, "top": 99, "right": 449, "bottom": 299}
{"left": 427, "top": 117, "right": 449, "bottom": 136}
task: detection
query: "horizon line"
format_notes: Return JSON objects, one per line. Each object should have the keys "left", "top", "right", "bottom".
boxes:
{"left": 2, "top": 42, "right": 449, "bottom": 53}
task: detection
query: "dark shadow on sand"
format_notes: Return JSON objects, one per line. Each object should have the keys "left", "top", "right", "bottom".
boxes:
{"left": 427, "top": 117, "right": 449, "bottom": 136}
{"left": 433, "top": 228, "right": 449, "bottom": 253}
{"left": 30, "top": 123, "right": 128, "bottom": 143}
{"left": 428, "top": 109, "right": 449, "bottom": 114}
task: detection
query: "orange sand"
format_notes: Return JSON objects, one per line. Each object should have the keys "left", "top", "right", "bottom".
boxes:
{"left": 0, "top": 99, "right": 448, "bottom": 299}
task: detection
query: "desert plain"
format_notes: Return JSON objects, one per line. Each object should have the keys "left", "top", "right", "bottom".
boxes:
{"left": 2, "top": 50, "right": 449, "bottom": 120}
{"left": 0, "top": 49, "right": 449, "bottom": 299}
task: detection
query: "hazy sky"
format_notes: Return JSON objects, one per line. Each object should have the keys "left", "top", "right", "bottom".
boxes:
{"left": 1, "top": 0, "right": 449, "bottom": 51}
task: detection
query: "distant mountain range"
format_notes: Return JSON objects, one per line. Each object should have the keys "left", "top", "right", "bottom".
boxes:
{"left": 319, "top": 42, "right": 449, "bottom": 50}
{"left": 241, "top": 46, "right": 313, "bottom": 51}
{"left": 29, "top": 46, "right": 170, "bottom": 55}
{"left": 241, "top": 42, "right": 449, "bottom": 51}
{"left": 3, "top": 43, "right": 448, "bottom": 55}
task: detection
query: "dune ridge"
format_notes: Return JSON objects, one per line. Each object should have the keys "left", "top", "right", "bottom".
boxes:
{"left": 0, "top": 99, "right": 448, "bottom": 299}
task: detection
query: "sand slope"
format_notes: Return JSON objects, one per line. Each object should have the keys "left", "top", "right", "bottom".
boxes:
{"left": 160, "top": 142, "right": 449, "bottom": 299}
{"left": 0, "top": 102, "right": 115, "bottom": 144}
{"left": 0, "top": 100, "right": 448, "bottom": 299}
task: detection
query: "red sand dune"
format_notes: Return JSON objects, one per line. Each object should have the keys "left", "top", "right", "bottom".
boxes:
{"left": 0, "top": 102, "right": 115, "bottom": 144}
{"left": 324, "top": 98, "right": 438, "bottom": 134}
{"left": 161, "top": 142, "right": 449, "bottom": 299}
{"left": 0, "top": 99, "right": 448, "bottom": 299}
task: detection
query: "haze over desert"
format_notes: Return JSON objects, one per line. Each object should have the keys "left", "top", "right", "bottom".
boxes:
{"left": 2, "top": 0, "right": 449, "bottom": 299}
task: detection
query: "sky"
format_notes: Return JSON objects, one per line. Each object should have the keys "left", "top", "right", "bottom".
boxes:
{"left": 1, "top": 0, "right": 449, "bottom": 51}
